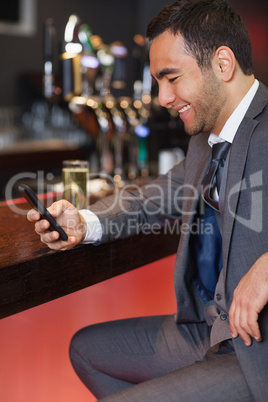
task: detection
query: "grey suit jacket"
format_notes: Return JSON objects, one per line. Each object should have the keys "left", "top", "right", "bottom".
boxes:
{"left": 90, "top": 82, "right": 268, "bottom": 400}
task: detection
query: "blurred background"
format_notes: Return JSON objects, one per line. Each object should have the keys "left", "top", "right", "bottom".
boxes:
{"left": 0, "top": 0, "right": 267, "bottom": 200}
{"left": 0, "top": 1, "right": 267, "bottom": 401}
{"left": 0, "top": 0, "right": 267, "bottom": 108}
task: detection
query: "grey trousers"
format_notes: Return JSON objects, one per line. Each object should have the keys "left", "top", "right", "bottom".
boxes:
{"left": 69, "top": 315, "right": 253, "bottom": 401}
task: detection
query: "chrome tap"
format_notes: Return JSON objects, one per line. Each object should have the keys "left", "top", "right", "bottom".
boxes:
{"left": 105, "top": 97, "right": 128, "bottom": 184}
{"left": 78, "top": 24, "right": 100, "bottom": 97}
{"left": 69, "top": 95, "right": 115, "bottom": 176}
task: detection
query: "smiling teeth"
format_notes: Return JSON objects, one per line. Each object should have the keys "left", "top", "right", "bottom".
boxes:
{"left": 178, "top": 104, "right": 192, "bottom": 114}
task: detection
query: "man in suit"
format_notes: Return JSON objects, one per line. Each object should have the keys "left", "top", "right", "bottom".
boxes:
{"left": 28, "top": 0, "right": 268, "bottom": 400}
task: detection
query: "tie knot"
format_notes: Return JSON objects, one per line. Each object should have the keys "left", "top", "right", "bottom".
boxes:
{"left": 212, "top": 141, "right": 231, "bottom": 162}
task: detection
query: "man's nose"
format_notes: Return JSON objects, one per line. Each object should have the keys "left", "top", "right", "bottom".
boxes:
{"left": 158, "top": 84, "right": 176, "bottom": 108}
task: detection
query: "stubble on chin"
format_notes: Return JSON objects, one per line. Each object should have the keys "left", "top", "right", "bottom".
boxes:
{"left": 183, "top": 91, "right": 225, "bottom": 137}
{"left": 181, "top": 113, "right": 207, "bottom": 137}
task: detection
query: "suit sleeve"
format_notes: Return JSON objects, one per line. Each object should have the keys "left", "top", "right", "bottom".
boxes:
{"left": 89, "top": 160, "right": 186, "bottom": 243}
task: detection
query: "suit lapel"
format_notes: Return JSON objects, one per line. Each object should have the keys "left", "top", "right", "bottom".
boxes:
{"left": 222, "top": 119, "right": 257, "bottom": 265}
{"left": 222, "top": 83, "right": 268, "bottom": 267}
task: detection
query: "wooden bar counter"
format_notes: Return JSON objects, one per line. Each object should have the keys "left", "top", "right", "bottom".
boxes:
{"left": 0, "top": 198, "right": 179, "bottom": 319}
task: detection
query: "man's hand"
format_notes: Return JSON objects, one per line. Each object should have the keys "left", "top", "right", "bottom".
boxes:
{"left": 229, "top": 253, "right": 268, "bottom": 346}
{"left": 27, "top": 200, "right": 87, "bottom": 251}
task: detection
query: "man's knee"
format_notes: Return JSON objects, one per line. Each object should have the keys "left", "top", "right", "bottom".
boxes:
{"left": 69, "top": 326, "right": 94, "bottom": 368}
{"left": 69, "top": 328, "right": 85, "bottom": 369}
{"left": 69, "top": 323, "right": 106, "bottom": 368}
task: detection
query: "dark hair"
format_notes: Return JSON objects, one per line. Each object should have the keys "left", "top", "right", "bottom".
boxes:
{"left": 146, "top": 0, "right": 253, "bottom": 75}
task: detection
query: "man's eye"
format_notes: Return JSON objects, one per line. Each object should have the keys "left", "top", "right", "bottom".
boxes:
{"left": 168, "top": 76, "right": 178, "bottom": 83}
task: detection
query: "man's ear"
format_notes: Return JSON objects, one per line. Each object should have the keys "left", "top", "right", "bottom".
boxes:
{"left": 212, "top": 46, "right": 235, "bottom": 82}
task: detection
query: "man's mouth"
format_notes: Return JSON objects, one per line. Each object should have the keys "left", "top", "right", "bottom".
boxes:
{"left": 178, "top": 104, "right": 192, "bottom": 114}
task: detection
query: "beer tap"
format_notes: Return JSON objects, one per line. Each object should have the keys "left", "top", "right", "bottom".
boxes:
{"left": 64, "top": 20, "right": 114, "bottom": 177}
{"left": 119, "top": 35, "right": 152, "bottom": 180}
{"left": 69, "top": 94, "right": 115, "bottom": 178}
{"left": 105, "top": 42, "right": 129, "bottom": 184}
{"left": 60, "top": 14, "right": 83, "bottom": 102}
{"left": 78, "top": 24, "right": 100, "bottom": 97}
{"left": 105, "top": 97, "right": 128, "bottom": 185}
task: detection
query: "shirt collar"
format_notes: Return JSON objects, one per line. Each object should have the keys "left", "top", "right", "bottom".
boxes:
{"left": 208, "top": 79, "right": 259, "bottom": 147}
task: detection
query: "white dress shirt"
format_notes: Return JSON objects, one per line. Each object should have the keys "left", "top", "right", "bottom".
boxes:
{"left": 79, "top": 208, "right": 103, "bottom": 244}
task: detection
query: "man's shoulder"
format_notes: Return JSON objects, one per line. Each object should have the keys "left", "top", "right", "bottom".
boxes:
{"left": 184, "top": 133, "right": 211, "bottom": 169}
{"left": 187, "top": 132, "right": 210, "bottom": 151}
{"left": 250, "top": 81, "right": 268, "bottom": 118}
{"left": 258, "top": 81, "right": 268, "bottom": 94}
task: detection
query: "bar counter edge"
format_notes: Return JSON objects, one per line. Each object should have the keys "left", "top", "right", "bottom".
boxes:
{"left": 0, "top": 203, "right": 179, "bottom": 319}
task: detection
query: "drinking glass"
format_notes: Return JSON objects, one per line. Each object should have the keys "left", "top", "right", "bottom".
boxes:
{"left": 62, "top": 160, "right": 89, "bottom": 209}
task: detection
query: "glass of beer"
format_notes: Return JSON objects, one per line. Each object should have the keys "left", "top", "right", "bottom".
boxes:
{"left": 62, "top": 160, "right": 89, "bottom": 209}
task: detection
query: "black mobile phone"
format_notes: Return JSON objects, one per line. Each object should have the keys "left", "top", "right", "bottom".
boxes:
{"left": 18, "top": 184, "right": 68, "bottom": 241}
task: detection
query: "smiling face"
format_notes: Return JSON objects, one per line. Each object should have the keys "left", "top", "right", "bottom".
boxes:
{"left": 150, "top": 31, "right": 228, "bottom": 136}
